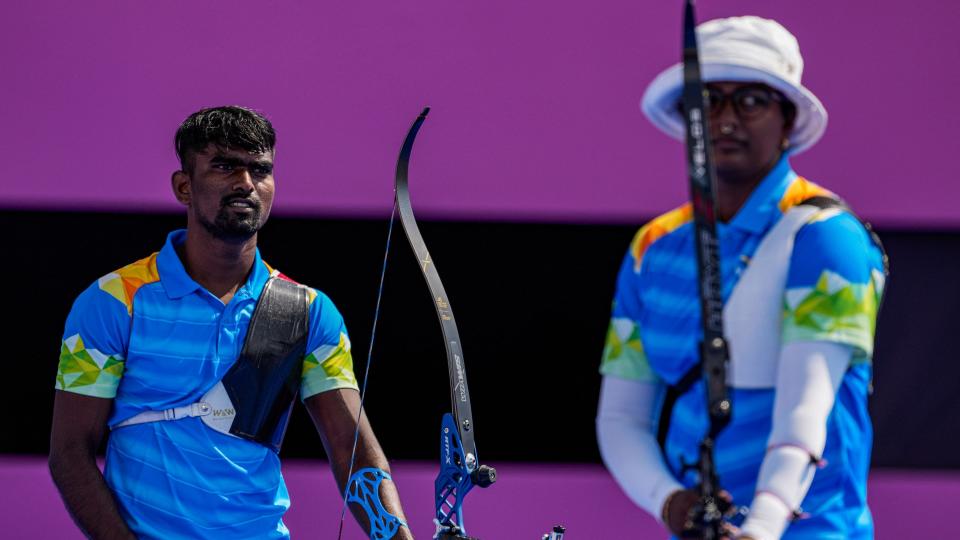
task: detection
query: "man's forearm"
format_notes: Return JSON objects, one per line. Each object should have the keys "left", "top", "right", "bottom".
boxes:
{"left": 335, "top": 430, "right": 412, "bottom": 539}
{"left": 597, "top": 376, "right": 682, "bottom": 521}
{"left": 307, "top": 389, "right": 412, "bottom": 538}
{"left": 49, "top": 452, "right": 135, "bottom": 540}
{"left": 740, "top": 341, "right": 851, "bottom": 540}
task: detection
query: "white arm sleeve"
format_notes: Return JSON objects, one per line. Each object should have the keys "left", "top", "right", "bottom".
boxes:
{"left": 739, "top": 341, "right": 852, "bottom": 540}
{"left": 596, "top": 375, "right": 683, "bottom": 522}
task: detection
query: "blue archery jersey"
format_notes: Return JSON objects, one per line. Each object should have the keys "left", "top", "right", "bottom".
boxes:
{"left": 600, "top": 156, "right": 885, "bottom": 538}
{"left": 56, "top": 230, "right": 359, "bottom": 539}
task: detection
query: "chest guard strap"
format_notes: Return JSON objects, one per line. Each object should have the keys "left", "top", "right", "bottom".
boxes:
{"left": 656, "top": 196, "right": 888, "bottom": 450}
{"left": 114, "top": 272, "right": 310, "bottom": 453}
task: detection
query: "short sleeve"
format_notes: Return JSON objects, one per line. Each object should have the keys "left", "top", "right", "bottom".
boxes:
{"left": 782, "top": 211, "right": 886, "bottom": 363}
{"left": 56, "top": 282, "right": 131, "bottom": 397}
{"left": 301, "top": 290, "right": 360, "bottom": 399}
{"left": 600, "top": 242, "right": 658, "bottom": 382}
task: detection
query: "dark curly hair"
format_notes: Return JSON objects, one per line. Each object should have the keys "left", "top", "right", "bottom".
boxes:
{"left": 174, "top": 106, "right": 276, "bottom": 171}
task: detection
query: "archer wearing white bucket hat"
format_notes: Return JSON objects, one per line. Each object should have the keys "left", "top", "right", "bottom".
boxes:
{"left": 642, "top": 16, "right": 828, "bottom": 155}
{"left": 597, "top": 15, "right": 887, "bottom": 540}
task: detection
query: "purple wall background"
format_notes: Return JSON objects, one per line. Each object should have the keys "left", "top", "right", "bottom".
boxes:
{"left": 2, "top": 1, "right": 958, "bottom": 227}
{"left": 5, "top": 4, "right": 954, "bottom": 534}
{"left": 4, "top": 457, "right": 957, "bottom": 538}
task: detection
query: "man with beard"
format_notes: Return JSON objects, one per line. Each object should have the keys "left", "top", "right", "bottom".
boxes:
{"left": 49, "top": 106, "right": 413, "bottom": 539}
{"left": 596, "top": 17, "right": 886, "bottom": 539}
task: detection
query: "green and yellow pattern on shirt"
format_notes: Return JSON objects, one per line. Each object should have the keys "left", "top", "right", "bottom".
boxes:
{"left": 782, "top": 208, "right": 886, "bottom": 363}
{"left": 302, "top": 331, "right": 357, "bottom": 397}
{"left": 57, "top": 334, "right": 125, "bottom": 396}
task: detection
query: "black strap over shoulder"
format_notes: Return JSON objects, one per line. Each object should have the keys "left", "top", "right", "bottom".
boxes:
{"left": 798, "top": 195, "right": 845, "bottom": 210}
{"left": 221, "top": 275, "right": 310, "bottom": 452}
{"left": 656, "top": 362, "right": 702, "bottom": 452}
{"left": 656, "top": 195, "right": 889, "bottom": 453}
{"left": 797, "top": 195, "right": 889, "bottom": 277}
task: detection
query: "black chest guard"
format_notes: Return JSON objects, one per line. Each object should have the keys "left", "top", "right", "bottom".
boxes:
{"left": 221, "top": 275, "right": 310, "bottom": 452}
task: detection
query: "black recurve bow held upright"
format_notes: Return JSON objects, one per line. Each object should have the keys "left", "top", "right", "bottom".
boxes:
{"left": 339, "top": 108, "right": 496, "bottom": 540}
{"left": 680, "top": 1, "right": 733, "bottom": 538}
{"left": 394, "top": 108, "right": 497, "bottom": 540}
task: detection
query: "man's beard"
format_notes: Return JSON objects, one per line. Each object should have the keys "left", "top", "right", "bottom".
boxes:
{"left": 198, "top": 204, "right": 265, "bottom": 243}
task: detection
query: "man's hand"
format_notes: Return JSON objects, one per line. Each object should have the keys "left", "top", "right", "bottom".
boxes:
{"left": 662, "top": 488, "right": 738, "bottom": 539}
{"left": 394, "top": 525, "right": 415, "bottom": 540}
{"left": 663, "top": 489, "right": 698, "bottom": 536}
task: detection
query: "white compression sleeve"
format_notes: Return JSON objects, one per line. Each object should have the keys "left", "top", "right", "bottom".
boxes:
{"left": 596, "top": 376, "right": 683, "bottom": 522}
{"left": 739, "top": 341, "right": 852, "bottom": 540}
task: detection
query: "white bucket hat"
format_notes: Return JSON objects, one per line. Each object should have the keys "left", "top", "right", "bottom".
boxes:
{"left": 641, "top": 16, "right": 828, "bottom": 155}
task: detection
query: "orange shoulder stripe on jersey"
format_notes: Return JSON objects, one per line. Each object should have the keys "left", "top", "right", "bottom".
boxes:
{"left": 98, "top": 253, "right": 161, "bottom": 315}
{"left": 778, "top": 176, "right": 835, "bottom": 213}
{"left": 630, "top": 204, "right": 693, "bottom": 272}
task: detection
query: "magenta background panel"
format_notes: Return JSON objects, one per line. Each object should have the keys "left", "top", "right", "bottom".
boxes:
{"left": 2, "top": 1, "right": 958, "bottom": 227}
{"left": 4, "top": 457, "right": 958, "bottom": 538}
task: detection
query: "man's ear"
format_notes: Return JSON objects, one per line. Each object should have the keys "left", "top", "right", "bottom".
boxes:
{"left": 172, "top": 170, "right": 191, "bottom": 206}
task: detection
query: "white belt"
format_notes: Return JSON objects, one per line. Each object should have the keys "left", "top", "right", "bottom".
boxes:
{"left": 114, "top": 401, "right": 213, "bottom": 428}
{"left": 112, "top": 382, "right": 238, "bottom": 437}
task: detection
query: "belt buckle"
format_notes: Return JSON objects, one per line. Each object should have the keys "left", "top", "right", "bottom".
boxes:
{"left": 197, "top": 402, "right": 212, "bottom": 416}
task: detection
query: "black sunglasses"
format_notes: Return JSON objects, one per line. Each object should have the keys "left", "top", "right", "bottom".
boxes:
{"left": 676, "top": 85, "right": 785, "bottom": 119}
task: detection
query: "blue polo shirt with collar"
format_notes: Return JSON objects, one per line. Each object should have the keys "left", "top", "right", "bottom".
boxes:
{"left": 56, "top": 229, "right": 359, "bottom": 539}
{"left": 601, "top": 155, "right": 885, "bottom": 538}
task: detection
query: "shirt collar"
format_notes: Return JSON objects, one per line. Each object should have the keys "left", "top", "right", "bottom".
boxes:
{"left": 724, "top": 153, "right": 797, "bottom": 235}
{"left": 157, "top": 229, "right": 270, "bottom": 300}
